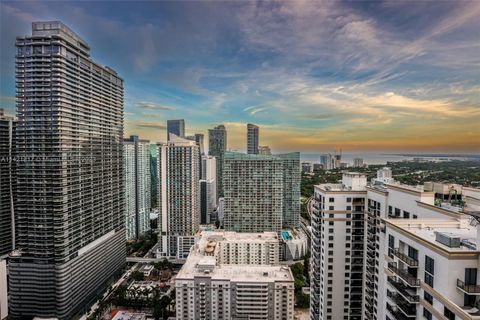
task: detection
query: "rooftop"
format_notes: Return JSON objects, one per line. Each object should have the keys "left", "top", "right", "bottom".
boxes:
{"left": 386, "top": 218, "right": 480, "bottom": 253}
{"left": 176, "top": 231, "right": 291, "bottom": 282}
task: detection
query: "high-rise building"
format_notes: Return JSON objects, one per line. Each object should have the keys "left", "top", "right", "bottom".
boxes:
{"left": 167, "top": 119, "right": 185, "bottom": 140}
{"left": 0, "top": 259, "right": 7, "bottom": 320}
{"left": 310, "top": 173, "right": 368, "bottom": 320}
{"left": 157, "top": 134, "right": 200, "bottom": 258}
{"left": 353, "top": 157, "right": 364, "bottom": 168}
{"left": 149, "top": 144, "right": 158, "bottom": 208}
{"left": 320, "top": 153, "right": 335, "bottom": 170}
{"left": 278, "top": 152, "right": 301, "bottom": 229}
{"left": 309, "top": 172, "right": 480, "bottom": 320}
{"left": 124, "top": 135, "right": 151, "bottom": 240}
{"left": 208, "top": 124, "right": 227, "bottom": 197}
{"left": 223, "top": 152, "right": 283, "bottom": 232}
{"left": 223, "top": 152, "right": 300, "bottom": 232}
{"left": 9, "top": 22, "right": 125, "bottom": 319}
{"left": 0, "top": 109, "right": 16, "bottom": 257}
{"left": 200, "top": 155, "right": 217, "bottom": 224}
{"left": 175, "top": 231, "right": 293, "bottom": 320}
{"left": 247, "top": 123, "right": 259, "bottom": 154}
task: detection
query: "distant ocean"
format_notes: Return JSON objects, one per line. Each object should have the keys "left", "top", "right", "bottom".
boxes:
{"left": 300, "top": 153, "right": 480, "bottom": 165}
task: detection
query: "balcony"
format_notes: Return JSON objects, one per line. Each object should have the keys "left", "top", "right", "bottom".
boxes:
{"left": 388, "top": 291, "right": 416, "bottom": 317}
{"left": 388, "top": 263, "right": 420, "bottom": 287}
{"left": 393, "top": 248, "right": 418, "bottom": 267}
{"left": 457, "top": 279, "right": 480, "bottom": 295}
{"left": 387, "top": 277, "right": 419, "bottom": 303}
{"left": 386, "top": 302, "right": 412, "bottom": 320}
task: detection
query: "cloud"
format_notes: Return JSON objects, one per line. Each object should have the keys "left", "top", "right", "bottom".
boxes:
{"left": 134, "top": 121, "right": 167, "bottom": 130}
{"left": 135, "top": 101, "right": 176, "bottom": 111}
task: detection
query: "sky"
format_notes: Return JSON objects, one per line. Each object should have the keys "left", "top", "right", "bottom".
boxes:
{"left": 1, "top": 1, "right": 479, "bottom": 153}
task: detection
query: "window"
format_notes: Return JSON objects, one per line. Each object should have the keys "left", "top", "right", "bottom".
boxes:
{"left": 424, "top": 292, "right": 433, "bottom": 305}
{"left": 329, "top": 206, "right": 334, "bottom": 211}
{"left": 347, "top": 198, "right": 352, "bottom": 203}
{"left": 424, "top": 273, "right": 434, "bottom": 287}
{"left": 403, "top": 211, "right": 410, "bottom": 218}
{"left": 423, "top": 308, "right": 432, "bottom": 320}
{"left": 394, "top": 208, "right": 401, "bottom": 216}
{"left": 408, "top": 246, "right": 418, "bottom": 261}
{"left": 346, "top": 206, "right": 351, "bottom": 211}
{"left": 329, "top": 198, "right": 335, "bottom": 203}
{"left": 425, "top": 256, "right": 434, "bottom": 274}
{"left": 444, "top": 307, "right": 455, "bottom": 320}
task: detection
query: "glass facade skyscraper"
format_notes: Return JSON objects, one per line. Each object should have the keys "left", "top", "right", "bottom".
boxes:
{"left": 167, "top": 119, "right": 185, "bottom": 140}
{"left": 208, "top": 124, "right": 227, "bottom": 198}
{"left": 124, "top": 135, "right": 151, "bottom": 240}
{"left": 247, "top": 123, "right": 259, "bottom": 154}
{"left": 9, "top": 22, "right": 125, "bottom": 319}
{"left": 223, "top": 152, "right": 300, "bottom": 232}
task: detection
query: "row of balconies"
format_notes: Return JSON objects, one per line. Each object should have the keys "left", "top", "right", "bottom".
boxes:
{"left": 387, "top": 263, "right": 420, "bottom": 287}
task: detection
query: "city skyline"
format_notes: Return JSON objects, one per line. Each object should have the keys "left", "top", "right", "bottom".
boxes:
{"left": 1, "top": 1, "right": 479, "bottom": 153}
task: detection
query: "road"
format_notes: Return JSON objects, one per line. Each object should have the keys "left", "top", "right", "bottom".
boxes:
{"left": 126, "top": 256, "right": 185, "bottom": 264}
{"left": 80, "top": 264, "right": 137, "bottom": 320}
{"left": 80, "top": 240, "right": 164, "bottom": 319}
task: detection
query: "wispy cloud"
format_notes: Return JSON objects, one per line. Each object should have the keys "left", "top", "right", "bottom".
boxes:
{"left": 135, "top": 101, "right": 176, "bottom": 111}
{"left": 134, "top": 121, "right": 166, "bottom": 130}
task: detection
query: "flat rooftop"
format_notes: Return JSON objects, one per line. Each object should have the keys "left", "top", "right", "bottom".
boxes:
{"left": 386, "top": 218, "right": 479, "bottom": 253}
{"left": 315, "top": 183, "right": 367, "bottom": 192}
{"left": 177, "top": 231, "right": 291, "bottom": 282}
{"left": 177, "top": 259, "right": 293, "bottom": 282}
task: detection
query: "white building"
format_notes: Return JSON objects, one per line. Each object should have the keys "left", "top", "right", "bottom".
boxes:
{"left": 353, "top": 157, "right": 364, "bottom": 168}
{"left": 175, "top": 231, "right": 294, "bottom": 320}
{"left": 310, "top": 173, "right": 368, "bottom": 320}
{"left": 0, "top": 259, "right": 7, "bottom": 320}
{"left": 310, "top": 170, "right": 480, "bottom": 320}
{"left": 372, "top": 167, "right": 395, "bottom": 185}
{"left": 124, "top": 135, "right": 151, "bottom": 240}
{"left": 201, "top": 155, "right": 217, "bottom": 224}
{"left": 157, "top": 134, "right": 200, "bottom": 258}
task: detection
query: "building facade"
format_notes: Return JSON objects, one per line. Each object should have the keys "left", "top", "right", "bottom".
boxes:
{"left": 309, "top": 169, "right": 480, "bottom": 320}
{"left": 167, "top": 119, "right": 185, "bottom": 140}
{"left": 124, "top": 135, "right": 151, "bottom": 240}
{"left": 223, "top": 152, "right": 300, "bottom": 232}
{"left": 247, "top": 123, "right": 259, "bottom": 154}
{"left": 9, "top": 21, "right": 125, "bottom": 319}
{"left": 310, "top": 173, "right": 367, "bottom": 320}
{"left": 200, "top": 155, "right": 217, "bottom": 224}
{"left": 175, "top": 231, "right": 293, "bottom": 320}
{"left": 0, "top": 109, "right": 16, "bottom": 257}
{"left": 157, "top": 134, "right": 200, "bottom": 258}
{"left": 223, "top": 152, "right": 284, "bottom": 232}
{"left": 208, "top": 124, "right": 227, "bottom": 198}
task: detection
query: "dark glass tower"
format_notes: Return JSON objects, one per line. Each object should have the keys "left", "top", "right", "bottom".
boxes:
{"left": 9, "top": 21, "right": 125, "bottom": 319}
{"left": 247, "top": 123, "right": 259, "bottom": 154}
{"left": 167, "top": 119, "right": 185, "bottom": 140}
{"left": 208, "top": 124, "right": 227, "bottom": 198}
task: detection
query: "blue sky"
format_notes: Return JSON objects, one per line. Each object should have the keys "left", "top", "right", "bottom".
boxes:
{"left": 1, "top": 0, "right": 479, "bottom": 152}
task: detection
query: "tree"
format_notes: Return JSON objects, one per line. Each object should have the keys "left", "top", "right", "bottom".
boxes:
{"left": 131, "top": 270, "right": 145, "bottom": 281}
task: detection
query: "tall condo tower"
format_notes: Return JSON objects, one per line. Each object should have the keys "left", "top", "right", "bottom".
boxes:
{"left": 157, "top": 134, "right": 200, "bottom": 258}
{"left": 167, "top": 119, "right": 185, "bottom": 140}
{"left": 124, "top": 135, "right": 151, "bottom": 240}
{"left": 0, "top": 109, "right": 16, "bottom": 257}
{"left": 9, "top": 22, "right": 125, "bottom": 319}
{"left": 223, "top": 152, "right": 300, "bottom": 232}
{"left": 247, "top": 123, "right": 259, "bottom": 154}
{"left": 208, "top": 124, "right": 227, "bottom": 198}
